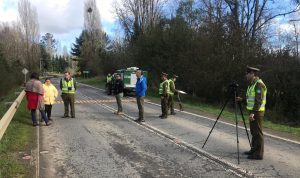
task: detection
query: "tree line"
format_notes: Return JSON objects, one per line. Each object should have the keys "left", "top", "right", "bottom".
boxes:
{"left": 0, "top": 0, "right": 71, "bottom": 99}
{"left": 72, "top": 0, "right": 300, "bottom": 125}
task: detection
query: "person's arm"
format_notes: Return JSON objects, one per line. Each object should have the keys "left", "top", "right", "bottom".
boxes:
{"left": 73, "top": 79, "right": 77, "bottom": 90}
{"left": 163, "top": 82, "right": 168, "bottom": 96}
{"left": 253, "top": 83, "right": 265, "bottom": 112}
{"left": 53, "top": 85, "right": 58, "bottom": 98}
{"left": 170, "top": 81, "right": 175, "bottom": 93}
{"left": 142, "top": 78, "right": 147, "bottom": 92}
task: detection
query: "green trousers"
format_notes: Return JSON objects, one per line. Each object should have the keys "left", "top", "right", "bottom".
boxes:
{"left": 115, "top": 93, "right": 123, "bottom": 112}
{"left": 250, "top": 111, "right": 264, "bottom": 158}
{"left": 161, "top": 95, "right": 169, "bottom": 118}
{"left": 62, "top": 93, "right": 75, "bottom": 117}
{"left": 136, "top": 96, "right": 144, "bottom": 119}
{"left": 168, "top": 95, "right": 175, "bottom": 114}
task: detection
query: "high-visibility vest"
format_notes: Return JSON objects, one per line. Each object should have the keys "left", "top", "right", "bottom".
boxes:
{"left": 159, "top": 80, "right": 169, "bottom": 95}
{"left": 168, "top": 79, "right": 174, "bottom": 96}
{"left": 62, "top": 79, "right": 75, "bottom": 94}
{"left": 246, "top": 79, "right": 267, "bottom": 111}
{"left": 107, "top": 76, "right": 112, "bottom": 83}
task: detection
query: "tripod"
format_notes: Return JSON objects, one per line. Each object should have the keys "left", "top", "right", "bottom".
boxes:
{"left": 202, "top": 86, "right": 251, "bottom": 164}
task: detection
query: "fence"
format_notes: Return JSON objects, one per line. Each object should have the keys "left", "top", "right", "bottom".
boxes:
{"left": 0, "top": 90, "right": 25, "bottom": 140}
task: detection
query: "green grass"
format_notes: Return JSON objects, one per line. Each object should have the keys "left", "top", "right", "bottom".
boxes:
{"left": 79, "top": 77, "right": 300, "bottom": 137}
{"left": 76, "top": 76, "right": 106, "bottom": 89}
{"left": 0, "top": 88, "right": 35, "bottom": 178}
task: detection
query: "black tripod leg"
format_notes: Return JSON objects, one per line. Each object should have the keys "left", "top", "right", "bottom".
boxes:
{"left": 234, "top": 91, "right": 240, "bottom": 164}
{"left": 202, "top": 96, "right": 231, "bottom": 148}
{"left": 238, "top": 102, "right": 252, "bottom": 147}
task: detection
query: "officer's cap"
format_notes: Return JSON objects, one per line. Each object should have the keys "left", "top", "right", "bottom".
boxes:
{"left": 246, "top": 66, "right": 260, "bottom": 73}
{"left": 161, "top": 72, "right": 168, "bottom": 77}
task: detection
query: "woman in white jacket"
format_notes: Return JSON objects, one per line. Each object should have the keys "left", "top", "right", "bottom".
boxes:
{"left": 43, "top": 78, "right": 58, "bottom": 121}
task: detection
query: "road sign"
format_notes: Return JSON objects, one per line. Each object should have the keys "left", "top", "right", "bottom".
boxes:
{"left": 22, "top": 68, "right": 29, "bottom": 83}
{"left": 22, "top": 68, "right": 29, "bottom": 75}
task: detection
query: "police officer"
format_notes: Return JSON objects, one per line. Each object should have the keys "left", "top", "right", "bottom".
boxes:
{"left": 106, "top": 73, "right": 112, "bottom": 95}
{"left": 237, "top": 66, "right": 267, "bottom": 160}
{"left": 168, "top": 74, "right": 178, "bottom": 115}
{"left": 60, "top": 71, "right": 77, "bottom": 118}
{"left": 159, "top": 72, "right": 169, "bottom": 119}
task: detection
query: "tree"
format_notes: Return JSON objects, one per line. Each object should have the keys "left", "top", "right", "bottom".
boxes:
{"left": 114, "top": 0, "right": 167, "bottom": 40}
{"left": 82, "top": 0, "right": 106, "bottom": 75}
{"left": 18, "top": 0, "right": 40, "bottom": 71}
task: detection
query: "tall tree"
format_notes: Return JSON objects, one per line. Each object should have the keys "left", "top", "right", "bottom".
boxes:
{"left": 114, "top": 0, "right": 167, "bottom": 40}
{"left": 83, "top": 0, "right": 105, "bottom": 75}
{"left": 18, "top": 0, "right": 40, "bottom": 71}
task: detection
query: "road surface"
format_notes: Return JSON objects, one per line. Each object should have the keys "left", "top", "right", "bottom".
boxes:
{"left": 38, "top": 79, "right": 300, "bottom": 178}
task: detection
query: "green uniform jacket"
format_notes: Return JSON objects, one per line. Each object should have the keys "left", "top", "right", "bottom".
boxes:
{"left": 249, "top": 77, "right": 267, "bottom": 113}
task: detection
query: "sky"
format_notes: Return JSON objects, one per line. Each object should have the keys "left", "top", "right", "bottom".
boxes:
{"left": 0, "top": 0, "right": 299, "bottom": 54}
{"left": 0, "top": 0, "right": 121, "bottom": 54}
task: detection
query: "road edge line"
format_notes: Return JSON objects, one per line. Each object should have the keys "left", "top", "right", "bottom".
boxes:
{"left": 96, "top": 102, "right": 254, "bottom": 178}
{"left": 78, "top": 83, "right": 300, "bottom": 145}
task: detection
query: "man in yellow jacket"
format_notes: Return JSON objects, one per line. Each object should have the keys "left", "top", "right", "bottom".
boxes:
{"left": 43, "top": 78, "right": 58, "bottom": 121}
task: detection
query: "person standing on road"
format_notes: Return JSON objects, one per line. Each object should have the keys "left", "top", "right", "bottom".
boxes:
{"left": 236, "top": 66, "right": 267, "bottom": 160}
{"left": 106, "top": 73, "right": 113, "bottom": 95}
{"left": 113, "top": 74, "right": 124, "bottom": 115}
{"left": 168, "top": 74, "right": 178, "bottom": 115}
{"left": 25, "top": 72, "right": 50, "bottom": 126}
{"left": 43, "top": 78, "right": 58, "bottom": 121}
{"left": 159, "top": 72, "right": 169, "bottom": 119}
{"left": 60, "top": 71, "right": 77, "bottom": 118}
{"left": 135, "top": 70, "right": 147, "bottom": 122}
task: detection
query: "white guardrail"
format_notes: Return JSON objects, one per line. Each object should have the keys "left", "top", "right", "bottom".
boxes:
{"left": 0, "top": 90, "right": 26, "bottom": 140}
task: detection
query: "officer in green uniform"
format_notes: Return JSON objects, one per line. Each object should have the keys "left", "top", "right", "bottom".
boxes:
{"left": 159, "top": 72, "right": 169, "bottom": 119}
{"left": 60, "top": 71, "right": 77, "bottom": 118}
{"left": 237, "top": 66, "right": 267, "bottom": 160}
{"left": 168, "top": 74, "right": 178, "bottom": 115}
{"left": 106, "top": 73, "right": 112, "bottom": 95}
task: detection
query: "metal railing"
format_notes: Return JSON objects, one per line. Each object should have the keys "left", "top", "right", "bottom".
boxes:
{"left": 0, "top": 90, "right": 25, "bottom": 140}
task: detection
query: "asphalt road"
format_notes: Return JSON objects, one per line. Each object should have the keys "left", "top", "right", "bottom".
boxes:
{"left": 38, "top": 79, "right": 300, "bottom": 178}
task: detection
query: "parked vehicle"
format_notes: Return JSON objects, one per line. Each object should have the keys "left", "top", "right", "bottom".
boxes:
{"left": 107, "top": 67, "right": 148, "bottom": 96}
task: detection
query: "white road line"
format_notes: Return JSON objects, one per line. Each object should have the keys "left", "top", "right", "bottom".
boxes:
{"left": 36, "top": 113, "right": 40, "bottom": 178}
{"left": 78, "top": 83, "right": 300, "bottom": 145}
{"left": 145, "top": 101, "right": 300, "bottom": 145}
{"left": 91, "top": 98, "right": 252, "bottom": 178}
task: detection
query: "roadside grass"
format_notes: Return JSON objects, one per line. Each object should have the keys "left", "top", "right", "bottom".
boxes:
{"left": 0, "top": 88, "right": 35, "bottom": 178}
{"left": 76, "top": 76, "right": 106, "bottom": 89}
{"left": 78, "top": 77, "right": 300, "bottom": 137}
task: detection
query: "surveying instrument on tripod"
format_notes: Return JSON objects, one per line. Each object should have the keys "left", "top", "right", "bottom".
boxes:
{"left": 202, "top": 82, "right": 251, "bottom": 164}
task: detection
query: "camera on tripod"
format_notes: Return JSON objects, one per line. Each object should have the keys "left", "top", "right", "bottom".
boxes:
{"left": 202, "top": 81, "right": 251, "bottom": 164}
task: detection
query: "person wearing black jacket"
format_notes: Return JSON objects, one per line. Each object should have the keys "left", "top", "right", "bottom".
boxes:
{"left": 113, "top": 74, "right": 124, "bottom": 115}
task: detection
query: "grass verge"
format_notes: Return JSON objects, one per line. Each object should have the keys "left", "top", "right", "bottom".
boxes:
{"left": 76, "top": 76, "right": 106, "bottom": 89}
{"left": 78, "top": 77, "right": 300, "bottom": 137}
{"left": 0, "top": 88, "right": 35, "bottom": 178}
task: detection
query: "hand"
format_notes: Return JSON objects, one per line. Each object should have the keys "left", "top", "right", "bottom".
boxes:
{"left": 235, "top": 97, "right": 243, "bottom": 102}
{"left": 249, "top": 113, "right": 255, "bottom": 121}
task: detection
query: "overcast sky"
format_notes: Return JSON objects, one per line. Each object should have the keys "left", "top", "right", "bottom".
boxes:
{"left": 0, "top": 0, "right": 120, "bottom": 54}
{"left": 0, "top": 0, "right": 299, "bottom": 54}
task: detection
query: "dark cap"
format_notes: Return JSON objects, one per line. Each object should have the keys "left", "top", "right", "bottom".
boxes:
{"left": 161, "top": 72, "right": 168, "bottom": 76}
{"left": 173, "top": 74, "right": 179, "bottom": 78}
{"left": 246, "top": 66, "right": 260, "bottom": 72}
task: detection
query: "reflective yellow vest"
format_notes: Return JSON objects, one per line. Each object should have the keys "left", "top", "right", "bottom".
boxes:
{"left": 246, "top": 79, "right": 267, "bottom": 111}
{"left": 168, "top": 79, "right": 174, "bottom": 96}
{"left": 62, "top": 79, "right": 75, "bottom": 94}
{"left": 107, "top": 76, "right": 112, "bottom": 83}
{"left": 159, "top": 80, "right": 169, "bottom": 95}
